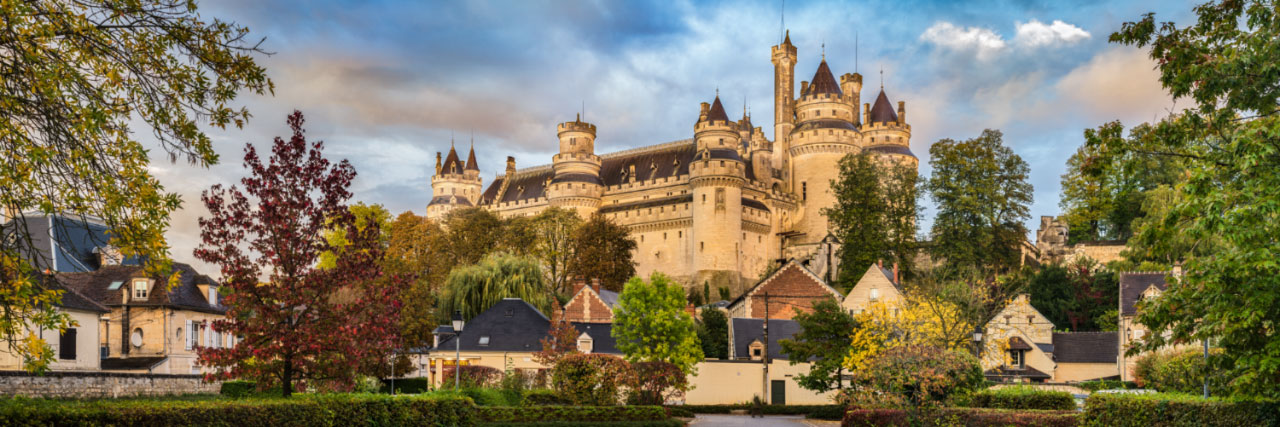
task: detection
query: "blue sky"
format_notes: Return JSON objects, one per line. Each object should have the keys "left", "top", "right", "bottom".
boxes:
{"left": 151, "top": 0, "right": 1196, "bottom": 268}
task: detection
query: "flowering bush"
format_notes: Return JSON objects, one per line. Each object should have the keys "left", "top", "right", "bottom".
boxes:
{"left": 626, "top": 361, "right": 690, "bottom": 405}
{"left": 844, "top": 345, "right": 984, "bottom": 408}
{"left": 551, "top": 353, "right": 632, "bottom": 406}
{"left": 441, "top": 365, "right": 502, "bottom": 389}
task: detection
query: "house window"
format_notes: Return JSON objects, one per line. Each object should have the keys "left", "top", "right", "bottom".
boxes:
{"left": 752, "top": 348, "right": 762, "bottom": 357}
{"left": 186, "top": 321, "right": 196, "bottom": 350}
{"left": 869, "top": 288, "right": 879, "bottom": 302}
{"left": 208, "top": 286, "right": 218, "bottom": 306}
{"left": 577, "top": 337, "right": 594, "bottom": 353}
{"left": 700, "top": 242, "right": 705, "bottom": 251}
{"left": 479, "top": 335, "right": 490, "bottom": 346}
{"left": 59, "top": 328, "right": 77, "bottom": 360}
{"left": 133, "top": 279, "right": 149, "bottom": 300}
{"left": 1009, "top": 350, "right": 1025, "bottom": 369}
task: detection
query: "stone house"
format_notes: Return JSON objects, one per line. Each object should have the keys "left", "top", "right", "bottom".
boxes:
{"left": 1117, "top": 269, "right": 1196, "bottom": 381}
{"left": 0, "top": 278, "right": 109, "bottom": 371}
{"left": 683, "top": 317, "right": 831, "bottom": 405}
{"left": 561, "top": 279, "right": 618, "bottom": 323}
{"left": 57, "top": 263, "right": 230, "bottom": 374}
{"left": 841, "top": 262, "right": 903, "bottom": 314}
{"left": 725, "top": 259, "right": 842, "bottom": 320}
{"left": 982, "top": 294, "right": 1119, "bottom": 383}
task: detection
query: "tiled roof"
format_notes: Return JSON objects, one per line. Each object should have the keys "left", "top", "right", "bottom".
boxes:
{"left": 56, "top": 263, "right": 226, "bottom": 314}
{"left": 742, "top": 198, "right": 769, "bottom": 212}
{"left": 804, "top": 60, "right": 843, "bottom": 97}
{"left": 478, "top": 140, "right": 698, "bottom": 206}
{"left": 1053, "top": 331, "right": 1118, "bottom": 364}
{"left": 868, "top": 90, "right": 899, "bottom": 124}
{"left": 727, "top": 259, "right": 842, "bottom": 312}
{"left": 40, "top": 275, "right": 109, "bottom": 313}
{"left": 435, "top": 298, "right": 621, "bottom": 355}
{"left": 1008, "top": 336, "right": 1033, "bottom": 350}
{"left": 704, "top": 96, "right": 730, "bottom": 123}
{"left": 550, "top": 173, "right": 603, "bottom": 185}
{"left": 101, "top": 356, "right": 167, "bottom": 371}
{"left": 441, "top": 146, "right": 464, "bottom": 174}
{"left": 1120, "top": 272, "right": 1169, "bottom": 316}
{"left": 573, "top": 322, "right": 619, "bottom": 354}
{"left": 597, "top": 289, "right": 620, "bottom": 308}
{"left": 792, "top": 119, "right": 858, "bottom": 133}
{"left": 865, "top": 145, "right": 915, "bottom": 157}
{"left": 465, "top": 146, "right": 479, "bottom": 171}
{"left": 598, "top": 194, "right": 691, "bottom": 215}
{"left": 427, "top": 195, "right": 473, "bottom": 207}
{"left": 730, "top": 317, "right": 803, "bottom": 360}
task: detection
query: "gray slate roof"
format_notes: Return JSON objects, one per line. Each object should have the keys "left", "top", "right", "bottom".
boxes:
{"left": 1120, "top": 272, "right": 1169, "bottom": 316}
{"left": 436, "top": 298, "right": 621, "bottom": 354}
{"left": 56, "top": 263, "right": 225, "bottom": 314}
{"left": 1052, "top": 332, "right": 1118, "bottom": 364}
{"left": 730, "top": 317, "right": 802, "bottom": 360}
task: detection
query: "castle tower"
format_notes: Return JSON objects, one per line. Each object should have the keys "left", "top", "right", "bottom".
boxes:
{"left": 691, "top": 96, "right": 746, "bottom": 291}
{"left": 426, "top": 140, "right": 483, "bottom": 221}
{"left": 771, "top": 31, "right": 797, "bottom": 179}
{"left": 861, "top": 88, "right": 916, "bottom": 169}
{"left": 546, "top": 114, "right": 603, "bottom": 218}
{"left": 789, "top": 57, "right": 860, "bottom": 245}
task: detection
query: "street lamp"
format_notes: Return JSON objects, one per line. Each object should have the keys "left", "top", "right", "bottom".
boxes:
{"left": 972, "top": 326, "right": 984, "bottom": 358}
{"left": 452, "top": 310, "right": 465, "bottom": 392}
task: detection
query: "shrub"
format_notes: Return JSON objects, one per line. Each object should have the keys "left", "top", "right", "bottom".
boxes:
{"left": 664, "top": 404, "right": 842, "bottom": 416}
{"left": 551, "top": 353, "right": 632, "bottom": 406}
{"left": 1081, "top": 393, "right": 1280, "bottom": 427}
{"left": 381, "top": 378, "right": 431, "bottom": 394}
{"left": 476, "top": 405, "right": 669, "bottom": 423}
{"left": 1077, "top": 380, "right": 1138, "bottom": 392}
{"left": 845, "top": 345, "right": 984, "bottom": 408}
{"left": 625, "top": 361, "right": 689, "bottom": 405}
{"left": 665, "top": 406, "right": 695, "bottom": 418}
{"left": 524, "top": 389, "right": 570, "bottom": 406}
{"left": 459, "top": 387, "right": 519, "bottom": 406}
{"left": 1132, "top": 348, "right": 1230, "bottom": 395}
{"left": 481, "top": 422, "right": 683, "bottom": 427}
{"left": 969, "top": 386, "right": 1076, "bottom": 410}
{"left": 804, "top": 405, "right": 847, "bottom": 420}
{"left": 220, "top": 380, "right": 256, "bottom": 398}
{"left": 843, "top": 407, "right": 1078, "bottom": 427}
{"left": 441, "top": 365, "right": 503, "bottom": 389}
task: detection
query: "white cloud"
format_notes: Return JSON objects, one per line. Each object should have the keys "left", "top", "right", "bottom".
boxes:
{"left": 1013, "top": 20, "right": 1090, "bottom": 47}
{"left": 1056, "top": 46, "right": 1176, "bottom": 123}
{"left": 919, "top": 22, "right": 1007, "bottom": 60}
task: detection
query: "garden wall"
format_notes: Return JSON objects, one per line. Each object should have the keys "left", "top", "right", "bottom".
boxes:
{"left": 0, "top": 370, "right": 219, "bottom": 398}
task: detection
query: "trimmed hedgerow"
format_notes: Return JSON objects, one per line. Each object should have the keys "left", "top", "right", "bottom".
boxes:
{"left": 1081, "top": 393, "right": 1280, "bottom": 427}
{"left": 664, "top": 404, "right": 842, "bottom": 415}
{"left": 476, "top": 405, "right": 668, "bottom": 423}
{"left": 381, "top": 378, "right": 432, "bottom": 394}
{"left": 0, "top": 393, "right": 476, "bottom": 426}
{"left": 969, "top": 386, "right": 1076, "bottom": 410}
{"left": 804, "top": 405, "right": 848, "bottom": 420}
{"left": 480, "top": 422, "right": 684, "bottom": 427}
{"left": 1077, "top": 379, "right": 1138, "bottom": 392}
{"left": 842, "top": 407, "right": 1078, "bottom": 427}
{"left": 523, "top": 389, "right": 570, "bottom": 406}
{"left": 220, "top": 380, "right": 257, "bottom": 398}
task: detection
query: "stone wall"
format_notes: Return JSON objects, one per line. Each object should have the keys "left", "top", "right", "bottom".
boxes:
{"left": 0, "top": 370, "right": 220, "bottom": 398}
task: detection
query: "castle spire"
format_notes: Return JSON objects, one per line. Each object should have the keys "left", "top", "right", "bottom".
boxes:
{"left": 465, "top": 133, "right": 479, "bottom": 171}
{"left": 704, "top": 94, "right": 729, "bottom": 123}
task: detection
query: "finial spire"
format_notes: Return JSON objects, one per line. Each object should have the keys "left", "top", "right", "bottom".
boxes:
{"left": 821, "top": 40, "right": 825, "bottom": 60}
{"left": 450, "top": 130, "right": 455, "bottom": 147}
{"left": 880, "top": 66, "right": 884, "bottom": 89}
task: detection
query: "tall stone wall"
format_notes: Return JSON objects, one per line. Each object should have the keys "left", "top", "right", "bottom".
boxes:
{"left": 0, "top": 370, "right": 220, "bottom": 398}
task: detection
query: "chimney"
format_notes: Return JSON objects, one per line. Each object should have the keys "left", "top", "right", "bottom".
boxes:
{"left": 590, "top": 278, "right": 601, "bottom": 294}
{"left": 892, "top": 263, "right": 900, "bottom": 284}
{"left": 628, "top": 165, "right": 636, "bottom": 183}
{"left": 505, "top": 156, "right": 516, "bottom": 175}
{"left": 1172, "top": 261, "right": 1183, "bottom": 278}
{"left": 572, "top": 278, "right": 587, "bottom": 296}
{"left": 800, "top": 81, "right": 809, "bottom": 95}
{"left": 863, "top": 103, "right": 871, "bottom": 124}
{"left": 897, "top": 101, "right": 906, "bottom": 125}
{"left": 877, "top": 259, "right": 883, "bottom": 268}
{"left": 699, "top": 102, "right": 709, "bottom": 122}
{"left": 434, "top": 152, "right": 442, "bottom": 175}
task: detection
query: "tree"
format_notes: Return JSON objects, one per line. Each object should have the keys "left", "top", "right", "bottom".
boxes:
{"left": 697, "top": 308, "right": 729, "bottom": 360}
{"left": 535, "top": 303, "right": 580, "bottom": 366}
{"left": 779, "top": 298, "right": 855, "bottom": 392}
{"left": 926, "top": 129, "right": 1033, "bottom": 274}
{"left": 1029, "top": 259, "right": 1118, "bottom": 331}
{"left": 845, "top": 345, "right": 983, "bottom": 408}
{"left": 436, "top": 252, "right": 553, "bottom": 322}
{"left": 1060, "top": 122, "right": 1181, "bottom": 243}
{"left": 383, "top": 211, "right": 451, "bottom": 348}
{"left": 845, "top": 296, "right": 974, "bottom": 372}
{"left": 529, "top": 208, "right": 583, "bottom": 296}
{"left": 567, "top": 215, "right": 637, "bottom": 292}
{"left": 195, "top": 112, "right": 402, "bottom": 396}
{"left": 1122, "top": 185, "right": 1220, "bottom": 265}
{"left": 0, "top": 0, "right": 270, "bottom": 371}
{"left": 612, "top": 273, "right": 703, "bottom": 375}
{"left": 825, "top": 154, "right": 919, "bottom": 290}
{"left": 441, "top": 207, "right": 504, "bottom": 266}
{"left": 318, "top": 202, "right": 390, "bottom": 269}
{"left": 550, "top": 353, "right": 632, "bottom": 406}
{"left": 1099, "top": 0, "right": 1280, "bottom": 396}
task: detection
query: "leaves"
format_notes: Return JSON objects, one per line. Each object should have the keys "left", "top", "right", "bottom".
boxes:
{"left": 567, "top": 215, "right": 637, "bottom": 292}
{"left": 436, "top": 252, "right": 553, "bottom": 322}
{"left": 611, "top": 273, "right": 703, "bottom": 375}
{"left": 778, "top": 298, "right": 855, "bottom": 393}
{"left": 824, "top": 153, "right": 920, "bottom": 289}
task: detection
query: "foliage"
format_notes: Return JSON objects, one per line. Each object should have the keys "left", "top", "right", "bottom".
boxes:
{"left": 437, "top": 252, "right": 552, "bottom": 322}
{"left": 527, "top": 208, "right": 584, "bottom": 296}
{"left": 550, "top": 353, "right": 632, "bottom": 406}
{"left": 843, "top": 407, "right": 1078, "bottom": 427}
{"left": 779, "top": 298, "right": 855, "bottom": 393}
{"left": 1082, "top": 393, "right": 1280, "bottom": 427}
{"left": 0, "top": 0, "right": 270, "bottom": 373}
{"left": 523, "top": 389, "right": 571, "bottom": 406}
{"left": 441, "top": 207, "right": 505, "bottom": 266}
{"left": 219, "top": 380, "right": 257, "bottom": 399}
{"left": 381, "top": 378, "right": 432, "bottom": 394}
{"left": 612, "top": 273, "right": 703, "bottom": 375}
{"left": 440, "top": 365, "right": 503, "bottom": 389}
{"left": 696, "top": 308, "right": 728, "bottom": 360}
{"left": 383, "top": 211, "right": 451, "bottom": 348}
{"left": 717, "top": 286, "right": 732, "bottom": 302}
{"left": 1028, "top": 260, "right": 1118, "bottom": 331}
{"left": 535, "top": 304, "right": 580, "bottom": 366}
{"left": 685, "top": 286, "right": 704, "bottom": 307}
{"left": 825, "top": 153, "right": 920, "bottom": 289}
{"left": 1097, "top": 0, "right": 1280, "bottom": 397}
{"left": 1132, "top": 348, "right": 1229, "bottom": 395}
{"left": 195, "top": 112, "right": 403, "bottom": 396}
{"left": 845, "top": 297, "right": 974, "bottom": 372}
{"left": 1060, "top": 121, "right": 1182, "bottom": 243}
{"left": 1122, "top": 185, "right": 1220, "bottom": 265}
{"left": 926, "top": 129, "right": 1033, "bottom": 274}
{"left": 625, "top": 361, "right": 690, "bottom": 405}
{"left": 968, "top": 386, "right": 1076, "bottom": 410}
{"left": 318, "top": 202, "right": 391, "bottom": 269}
{"left": 0, "top": 393, "right": 476, "bottom": 426}
{"left": 476, "top": 405, "right": 669, "bottom": 423}
{"left": 1076, "top": 380, "right": 1138, "bottom": 392}
{"left": 567, "top": 215, "right": 637, "bottom": 292}
{"left": 846, "top": 345, "right": 984, "bottom": 408}
{"left": 480, "top": 422, "right": 683, "bottom": 427}
{"left": 665, "top": 404, "right": 843, "bottom": 415}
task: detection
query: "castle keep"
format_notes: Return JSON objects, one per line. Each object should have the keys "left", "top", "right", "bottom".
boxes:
{"left": 427, "top": 32, "right": 917, "bottom": 291}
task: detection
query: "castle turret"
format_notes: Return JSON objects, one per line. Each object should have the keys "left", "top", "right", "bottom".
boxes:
{"left": 546, "top": 114, "right": 603, "bottom": 217}
{"left": 840, "top": 73, "right": 863, "bottom": 122}
{"left": 789, "top": 56, "right": 860, "bottom": 245}
{"left": 427, "top": 140, "right": 483, "bottom": 221}
{"left": 691, "top": 95, "right": 746, "bottom": 291}
{"left": 771, "top": 31, "right": 797, "bottom": 177}
{"left": 862, "top": 88, "right": 916, "bottom": 168}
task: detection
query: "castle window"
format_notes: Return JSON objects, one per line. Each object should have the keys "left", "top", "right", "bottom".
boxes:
{"left": 871, "top": 137, "right": 875, "bottom": 142}
{"left": 663, "top": 232, "right": 667, "bottom": 240}
{"left": 815, "top": 110, "right": 820, "bottom": 116}
{"left": 700, "top": 242, "right": 704, "bottom": 251}
{"left": 702, "top": 194, "right": 706, "bottom": 204}
{"left": 679, "top": 231, "right": 683, "bottom": 238}
{"left": 758, "top": 236, "right": 762, "bottom": 243}
{"left": 829, "top": 130, "right": 834, "bottom": 135}
{"left": 831, "top": 110, "right": 836, "bottom": 116}
{"left": 641, "top": 235, "right": 644, "bottom": 243}
{"left": 802, "top": 182, "right": 807, "bottom": 201}
{"left": 719, "top": 161, "right": 724, "bottom": 167}
{"left": 571, "top": 137, "right": 576, "bottom": 145}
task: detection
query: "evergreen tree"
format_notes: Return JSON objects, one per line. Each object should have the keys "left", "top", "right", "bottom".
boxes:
{"left": 612, "top": 273, "right": 703, "bottom": 374}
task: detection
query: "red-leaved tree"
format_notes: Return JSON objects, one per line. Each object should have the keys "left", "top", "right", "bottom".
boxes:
{"left": 534, "top": 301, "right": 579, "bottom": 366}
{"left": 194, "top": 111, "right": 403, "bottom": 396}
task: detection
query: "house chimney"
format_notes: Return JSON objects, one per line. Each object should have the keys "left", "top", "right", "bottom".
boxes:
{"left": 893, "top": 263, "right": 899, "bottom": 284}
{"left": 572, "top": 278, "right": 587, "bottom": 296}
{"left": 699, "top": 102, "right": 709, "bottom": 122}
{"left": 1172, "top": 261, "right": 1183, "bottom": 278}
{"left": 800, "top": 81, "right": 809, "bottom": 95}
{"left": 590, "top": 278, "right": 601, "bottom": 294}
{"left": 505, "top": 156, "right": 516, "bottom": 175}
{"left": 877, "top": 259, "right": 883, "bottom": 268}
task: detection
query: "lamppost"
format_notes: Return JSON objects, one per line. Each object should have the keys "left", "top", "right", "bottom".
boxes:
{"left": 452, "top": 310, "right": 465, "bottom": 392}
{"left": 972, "top": 326, "right": 984, "bottom": 359}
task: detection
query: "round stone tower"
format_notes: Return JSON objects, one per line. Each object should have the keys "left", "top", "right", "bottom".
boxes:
{"left": 426, "top": 141, "right": 483, "bottom": 221}
{"left": 789, "top": 58, "right": 861, "bottom": 245}
{"left": 546, "top": 114, "right": 603, "bottom": 218}
{"left": 861, "top": 88, "right": 916, "bottom": 169}
{"left": 690, "top": 96, "right": 746, "bottom": 291}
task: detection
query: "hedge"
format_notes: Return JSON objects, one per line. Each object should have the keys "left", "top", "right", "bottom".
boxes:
{"left": 480, "top": 422, "right": 683, "bottom": 427}
{"left": 381, "top": 378, "right": 432, "bottom": 394}
{"left": 664, "top": 404, "right": 842, "bottom": 415}
{"left": 969, "top": 386, "right": 1077, "bottom": 410}
{"left": 1081, "top": 393, "right": 1280, "bottom": 427}
{"left": 220, "top": 380, "right": 257, "bottom": 398}
{"left": 1077, "top": 379, "right": 1138, "bottom": 392}
{"left": 842, "top": 407, "right": 1078, "bottom": 427}
{"left": 523, "top": 389, "right": 570, "bottom": 406}
{"left": 476, "top": 406, "right": 668, "bottom": 423}
{"left": 0, "top": 393, "right": 476, "bottom": 426}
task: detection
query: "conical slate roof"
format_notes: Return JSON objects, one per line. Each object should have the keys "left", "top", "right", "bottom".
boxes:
{"left": 442, "top": 145, "right": 464, "bottom": 174}
{"left": 868, "top": 89, "right": 899, "bottom": 124}
{"left": 804, "top": 60, "right": 842, "bottom": 97}
{"left": 705, "top": 96, "right": 729, "bottom": 123}
{"left": 465, "top": 145, "right": 479, "bottom": 171}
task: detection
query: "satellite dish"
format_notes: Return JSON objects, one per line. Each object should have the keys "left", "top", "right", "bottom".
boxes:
{"left": 130, "top": 330, "right": 143, "bottom": 348}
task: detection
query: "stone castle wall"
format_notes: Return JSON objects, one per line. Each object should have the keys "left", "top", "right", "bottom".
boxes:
{"left": 0, "top": 370, "right": 220, "bottom": 398}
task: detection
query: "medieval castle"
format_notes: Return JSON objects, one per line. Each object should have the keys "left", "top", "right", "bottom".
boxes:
{"left": 426, "top": 32, "right": 917, "bottom": 292}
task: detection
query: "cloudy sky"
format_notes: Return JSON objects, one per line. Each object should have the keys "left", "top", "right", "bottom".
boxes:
{"left": 152, "top": 0, "right": 1193, "bottom": 269}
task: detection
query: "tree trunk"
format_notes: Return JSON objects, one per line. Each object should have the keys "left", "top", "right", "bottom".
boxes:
{"left": 282, "top": 353, "right": 293, "bottom": 398}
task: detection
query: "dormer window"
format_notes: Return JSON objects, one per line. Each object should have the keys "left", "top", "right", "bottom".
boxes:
{"left": 132, "top": 279, "right": 149, "bottom": 300}
{"left": 207, "top": 286, "right": 218, "bottom": 306}
{"left": 577, "top": 333, "right": 594, "bottom": 353}
{"left": 479, "top": 335, "right": 490, "bottom": 346}
{"left": 1008, "top": 349, "right": 1025, "bottom": 369}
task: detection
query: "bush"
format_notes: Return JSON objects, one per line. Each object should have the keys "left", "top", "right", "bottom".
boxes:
{"left": 442, "top": 365, "right": 503, "bottom": 389}
{"left": 523, "top": 389, "right": 570, "bottom": 406}
{"left": 664, "top": 404, "right": 842, "bottom": 416}
{"left": 0, "top": 393, "right": 476, "bottom": 426}
{"left": 969, "top": 386, "right": 1076, "bottom": 410}
{"left": 1077, "top": 380, "right": 1138, "bottom": 392}
{"left": 1132, "top": 348, "right": 1230, "bottom": 395}
{"left": 665, "top": 406, "right": 695, "bottom": 418}
{"left": 842, "top": 407, "right": 1078, "bottom": 427}
{"left": 459, "top": 387, "right": 520, "bottom": 406}
{"left": 551, "top": 353, "right": 632, "bottom": 406}
{"left": 476, "top": 405, "right": 668, "bottom": 423}
{"left": 480, "top": 422, "right": 683, "bottom": 427}
{"left": 381, "top": 378, "right": 431, "bottom": 394}
{"left": 1081, "top": 393, "right": 1280, "bottom": 427}
{"left": 625, "top": 361, "right": 689, "bottom": 405}
{"left": 804, "top": 405, "right": 847, "bottom": 420}
{"left": 845, "top": 345, "right": 985, "bottom": 408}
{"left": 220, "top": 380, "right": 256, "bottom": 398}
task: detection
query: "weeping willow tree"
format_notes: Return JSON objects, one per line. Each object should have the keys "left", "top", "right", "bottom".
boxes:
{"left": 437, "top": 252, "right": 553, "bottom": 321}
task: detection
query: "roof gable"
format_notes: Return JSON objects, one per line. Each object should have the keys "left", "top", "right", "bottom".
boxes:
{"left": 730, "top": 317, "right": 803, "bottom": 360}
{"left": 804, "top": 60, "right": 843, "bottom": 97}
{"left": 1120, "top": 272, "right": 1170, "bottom": 316}
{"left": 727, "top": 259, "right": 842, "bottom": 312}
{"left": 437, "top": 298, "right": 550, "bottom": 352}
{"left": 56, "top": 263, "right": 225, "bottom": 314}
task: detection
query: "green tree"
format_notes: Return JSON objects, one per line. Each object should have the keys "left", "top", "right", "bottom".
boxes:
{"left": 0, "top": 0, "right": 270, "bottom": 371}
{"left": 500, "top": 215, "right": 537, "bottom": 257}
{"left": 437, "top": 252, "right": 553, "bottom": 322}
{"left": 779, "top": 298, "right": 856, "bottom": 392}
{"left": 384, "top": 211, "right": 451, "bottom": 348}
{"left": 697, "top": 308, "right": 729, "bottom": 360}
{"left": 926, "top": 129, "right": 1033, "bottom": 274}
{"left": 318, "top": 202, "right": 391, "bottom": 269}
{"left": 825, "top": 154, "right": 920, "bottom": 289}
{"left": 1099, "top": 0, "right": 1280, "bottom": 396}
{"left": 529, "top": 207, "right": 583, "bottom": 296}
{"left": 567, "top": 215, "right": 637, "bottom": 292}
{"left": 612, "top": 273, "right": 703, "bottom": 374}
{"left": 441, "top": 207, "right": 504, "bottom": 265}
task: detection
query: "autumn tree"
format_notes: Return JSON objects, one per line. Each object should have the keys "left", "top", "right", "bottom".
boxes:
{"left": 441, "top": 207, "right": 504, "bottom": 266}
{"left": 926, "top": 129, "right": 1033, "bottom": 274}
{"left": 612, "top": 273, "right": 703, "bottom": 374}
{"left": 436, "top": 252, "right": 553, "bottom": 322}
{"left": 318, "top": 202, "right": 391, "bottom": 269}
{"left": 195, "top": 112, "right": 402, "bottom": 397}
{"left": 383, "top": 211, "right": 450, "bottom": 347}
{"left": 0, "top": 0, "right": 270, "bottom": 371}
{"left": 1027, "top": 259, "right": 1118, "bottom": 331}
{"left": 535, "top": 303, "right": 580, "bottom": 366}
{"left": 779, "top": 298, "right": 856, "bottom": 392}
{"left": 529, "top": 208, "right": 583, "bottom": 296}
{"left": 568, "top": 215, "right": 637, "bottom": 292}
{"left": 824, "top": 153, "right": 919, "bottom": 289}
